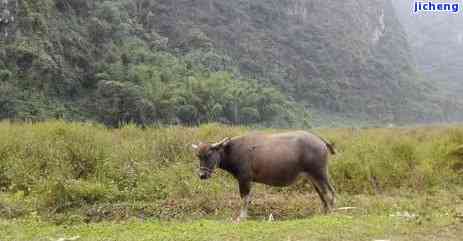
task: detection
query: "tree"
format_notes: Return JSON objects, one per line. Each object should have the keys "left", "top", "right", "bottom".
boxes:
{"left": 176, "top": 105, "right": 198, "bottom": 124}
{"left": 94, "top": 80, "right": 156, "bottom": 127}
{"left": 240, "top": 107, "right": 260, "bottom": 124}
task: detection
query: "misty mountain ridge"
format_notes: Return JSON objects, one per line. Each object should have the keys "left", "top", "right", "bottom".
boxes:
{"left": 393, "top": 0, "right": 463, "bottom": 122}
{"left": 0, "top": 0, "right": 456, "bottom": 126}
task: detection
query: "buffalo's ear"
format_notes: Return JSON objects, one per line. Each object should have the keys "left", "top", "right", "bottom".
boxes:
{"left": 191, "top": 144, "right": 199, "bottom": 150}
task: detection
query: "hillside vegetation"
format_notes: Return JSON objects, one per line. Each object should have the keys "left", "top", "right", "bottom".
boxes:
{"left": 0, "top": 0, "right": 310, "bottom": 127}
{"left": 0, "top": 0, "right": 445, "bottom": 127}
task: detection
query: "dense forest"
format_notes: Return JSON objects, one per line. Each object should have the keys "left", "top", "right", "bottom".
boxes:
{"left": 0, "top": 0, "right": 452, "bottom": 127}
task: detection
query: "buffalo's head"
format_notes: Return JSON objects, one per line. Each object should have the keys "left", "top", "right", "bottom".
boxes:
{"left": 192, "top": 137, "right": 231, "bottom": 179}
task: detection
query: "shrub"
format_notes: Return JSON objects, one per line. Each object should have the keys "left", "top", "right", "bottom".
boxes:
{"left": 43, "top": 180, "right": 120, "bottom": 212}
{"left": 0, "top": 69, "right": 12, "bottom": 82}
{"left": 176, "top": 105, "right": 198, "bottom": 124}
{"left": 240, "top": 107, "right": 260, "bottom": 124}
{"left": 94, "top": 80, "right": 156, "bottom": 126}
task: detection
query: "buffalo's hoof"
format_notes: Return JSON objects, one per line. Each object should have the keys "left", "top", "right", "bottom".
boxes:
{"left": 233, "top": 215, "right": 247, "bottom": 223}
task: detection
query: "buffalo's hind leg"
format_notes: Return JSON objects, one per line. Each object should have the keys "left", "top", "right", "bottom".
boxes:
{"left": 307, "top": 174, "right": 330, "bottom": 213}
{"left": 310, "top": 179, "right": 328, "bottom": 212}
{"left": 325, "top": 170, "right": 336, "bottom": 208}
{"left": 307, "top": 169, "right": 336, "bottom": 213}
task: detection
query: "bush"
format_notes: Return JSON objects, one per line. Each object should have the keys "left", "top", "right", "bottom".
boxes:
{"left": 94, "top": 80, "right": 156, "bottom": 127}
{"left": 43, "top": 180, "right": 120, "bottom": 212}
{"left": 176, "top": 105, "right": 198, "bottom": 124}
{"left": 0, "top": 69, "right": 12, "bottom": 82}
{"left": 240, "top": 107, "right": 260, "bottom": 124}
{"left": 328, "top": 127, "right": 463, "bottom": 193}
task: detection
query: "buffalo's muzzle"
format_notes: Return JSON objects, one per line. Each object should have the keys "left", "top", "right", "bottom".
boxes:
{"left": 199, "top": 173, "right": 208, "bottom": 179}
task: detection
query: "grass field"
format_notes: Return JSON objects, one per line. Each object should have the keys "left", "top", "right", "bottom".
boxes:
{"left": 0, "top": 121, "right": 463, "bottom": 240}
{"left": 1, "top": 212, "right": 461, "bottom": 241}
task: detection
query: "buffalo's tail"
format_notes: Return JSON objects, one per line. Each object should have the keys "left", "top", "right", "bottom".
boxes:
{"left": 325, "top": 141, "right": 336, "bottom": 155}
{"left": 317, "top": 135, "right": 336, "bottom": 155}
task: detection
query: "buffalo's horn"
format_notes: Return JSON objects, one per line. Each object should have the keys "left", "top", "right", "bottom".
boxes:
{"left": 211, "top": 137, "right": 231, "bottom": 148}
{"left": 191, "top": 144, "right": 199, "bottom": 150}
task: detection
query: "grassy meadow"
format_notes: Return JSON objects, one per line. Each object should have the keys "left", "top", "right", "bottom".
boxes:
{"left": 0, "top": 121, "right": 462, "bottom": 241}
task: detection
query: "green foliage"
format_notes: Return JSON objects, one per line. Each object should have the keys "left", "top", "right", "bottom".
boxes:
{"left": 91, "top": 39, "right": 308, "bottom": 126}
{"left": 240, "top": 107, "right": 260, "bottom": 124}
{"left": 176, "top": 105, "right": 198, "bottom": 124}
{"left": 324, "top": 127, "right": 463, "bottom": 193}
{"left": 0, "top": 0, "right": 448, "bottom": 126}
{"left": 43, "top": 180, "right": 119, "bottom": 212}
{"left": 0, "top": 0, "right": 310, "bottom": 127}
{"left": 94, "top": 80, "right": 156, "bottom": 126}
{"left": 0, "top": 69, "right": 12, "bottom": 82}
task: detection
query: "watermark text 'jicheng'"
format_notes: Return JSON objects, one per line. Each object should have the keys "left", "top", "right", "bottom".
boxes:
{"left": 414, "top": 1, "right": 460, "bottom": 13}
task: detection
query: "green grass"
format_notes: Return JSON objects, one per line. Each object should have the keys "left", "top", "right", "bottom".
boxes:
{"left": 1, "top": 211, "right": 461, "bottom": 241}
{"left": 0, "top": 121, "right": 463, "bottom": 240}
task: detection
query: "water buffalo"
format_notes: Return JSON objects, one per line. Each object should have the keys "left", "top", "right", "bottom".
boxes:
{"left": 192, "top": 131, "right": 336, "bottom": 220}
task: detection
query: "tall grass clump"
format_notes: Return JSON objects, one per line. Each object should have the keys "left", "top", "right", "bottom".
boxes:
{"left": 328, "top": 126, "right": 463, "bottom": 194}
{"left": 0, "top": 121, "right": 246, "bottom": 215}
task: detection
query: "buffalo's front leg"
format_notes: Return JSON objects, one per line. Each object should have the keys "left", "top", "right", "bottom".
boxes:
{"left": 238, "top": 181, "right": 251, "bottom": 221}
